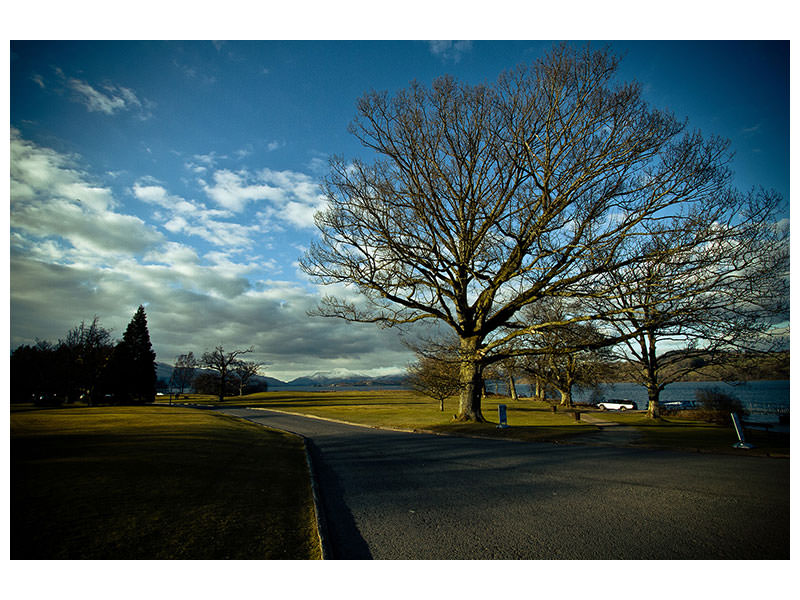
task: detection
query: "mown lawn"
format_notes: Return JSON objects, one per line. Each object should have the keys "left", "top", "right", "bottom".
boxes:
{"left": 11, "top": 406, "right": 322, "bottom": 559}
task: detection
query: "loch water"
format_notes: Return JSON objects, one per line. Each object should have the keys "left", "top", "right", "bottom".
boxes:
{"left": 507, "top": 380, "right": 790, "bottom": 424}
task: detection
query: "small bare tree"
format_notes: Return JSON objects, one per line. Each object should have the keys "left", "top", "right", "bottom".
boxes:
{"left": 200, "top": 345, "right": 254, "bottom": 402}
{"left": 169, "top": 352, "right": 198, "bottom": 401}
{"left": 407, "top": 354, "right": 462, "bottom": 412}
{"left": 60, "top": 316, "right": 114, "bottom": 404}
{"left": 232, "top": 360, "right": 263, "bottom": 397}
{"left": 517, "top": 300, "right": 609, "bottom": 408}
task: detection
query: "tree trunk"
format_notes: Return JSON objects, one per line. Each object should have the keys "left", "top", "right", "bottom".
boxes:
{"left": 507, "top": 375, "right": 518, "bottom": 400}
{"left": 646, "top": 383, "right": 661, "bottom": 418}
{"left": 645, "top": 331, "right": 661, "bottom": 418}
{"left": 558, "top": 387, "right": 573, "bottom": 408}
{"left": 455, "top": 337, "right": 485, "bottom": 422}
{"left": 439, "top": 397, "right": 445, "bottom": 412}
{"left": 218, "top": 371, "right": 226, "bottom": 402}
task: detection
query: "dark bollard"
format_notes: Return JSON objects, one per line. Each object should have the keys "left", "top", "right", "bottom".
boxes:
{"left": 574, "top": 411, "right": 581, "bottom": 421}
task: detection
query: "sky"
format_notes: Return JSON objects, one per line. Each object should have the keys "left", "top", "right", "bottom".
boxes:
{"left": 8, "top": 39, "right": 791, "bottom": 381}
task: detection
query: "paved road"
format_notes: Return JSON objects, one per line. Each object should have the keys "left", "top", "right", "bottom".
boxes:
{"left": 217, "top": 407, "right": 789, "bottom": 560}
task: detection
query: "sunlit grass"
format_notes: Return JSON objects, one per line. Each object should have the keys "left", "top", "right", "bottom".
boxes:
{"left": 11, "top": 406, "right": 322, "bottom": 559}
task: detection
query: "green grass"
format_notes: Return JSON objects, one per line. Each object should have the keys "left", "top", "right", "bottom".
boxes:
{"left": 11, "top": 406, "right": 322, "bottom": 559}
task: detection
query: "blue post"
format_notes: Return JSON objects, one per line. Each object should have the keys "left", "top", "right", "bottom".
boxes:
{"left": 497, "top": 404, "right": 509, "bottom": 429}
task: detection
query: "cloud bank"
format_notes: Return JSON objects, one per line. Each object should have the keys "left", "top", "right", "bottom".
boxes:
{"left": 10, "top": 130, "right": 411, "bottom": 380}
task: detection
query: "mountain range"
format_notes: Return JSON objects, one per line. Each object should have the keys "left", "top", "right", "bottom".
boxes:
{"left": 155, "top": 362, "right": 408, "bottom": 388}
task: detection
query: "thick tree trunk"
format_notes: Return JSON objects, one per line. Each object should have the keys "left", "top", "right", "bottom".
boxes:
{"left": 646, "top": 383, "right": 661, "bottom": 418}
{"left": 455, "top": 337, "right": 485, "bottom": 422}
{"left": 645, "top": 331, "right": 661, "bottom": 418}
{"left": 218, "top": 371, "right": 226, "bottom": 402}
{"left": 558, "top": 387, "right": 573, "bottom": 408}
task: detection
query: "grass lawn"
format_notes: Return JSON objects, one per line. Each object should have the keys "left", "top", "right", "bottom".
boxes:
{"left": 11, "top": 406, "right": 322, "bottom": 559}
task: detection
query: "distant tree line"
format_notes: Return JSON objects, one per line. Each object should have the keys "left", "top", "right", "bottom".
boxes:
{"left": 11, "top": 306, "right": 157, "bottom": 406}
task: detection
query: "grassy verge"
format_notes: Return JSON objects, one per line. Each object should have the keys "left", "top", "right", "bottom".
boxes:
{"left": 591, "top": 412, "right": 790, "bottom": 457}
{"left": 11, "top": 406, "right": 322, "bottom": 559}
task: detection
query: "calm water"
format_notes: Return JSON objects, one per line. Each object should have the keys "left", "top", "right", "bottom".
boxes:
{"left": 505, "top": 380, "right": 790, "bottom": 421}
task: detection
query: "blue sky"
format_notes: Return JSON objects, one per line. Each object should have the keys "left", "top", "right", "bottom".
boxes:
{"left": 9, "top": 39, "right": 790, "bottom": 381}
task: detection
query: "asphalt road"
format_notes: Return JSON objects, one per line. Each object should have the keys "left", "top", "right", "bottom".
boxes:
{"left": 217, "top": 407, "right": 789, "bottom": 560}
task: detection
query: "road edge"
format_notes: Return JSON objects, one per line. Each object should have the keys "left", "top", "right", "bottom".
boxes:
{"left": 301, "top": 437, "right": 331, "bottom": 560}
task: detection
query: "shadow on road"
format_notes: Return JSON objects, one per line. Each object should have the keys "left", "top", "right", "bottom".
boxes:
{"left": 306, "top": 439, "right": 372, "bottom": 559}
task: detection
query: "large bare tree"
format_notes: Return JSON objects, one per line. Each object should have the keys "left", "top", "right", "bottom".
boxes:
{"left": 301, "top": 44, "right": 769, "bottom": 422}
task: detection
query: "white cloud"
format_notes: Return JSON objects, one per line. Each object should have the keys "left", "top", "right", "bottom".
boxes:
{"left": 196, "top": 166, "right": 327, "bottom": 228}
{"left": 11, "top": 130, "right": 163, "bottom": 260}
{"left": 201, "top": 169, "right": 280, "bottom": 212}
{"left": 133, "top": 180, "right": 259, "bottom": 249}
{"left": 64, "top": 76, "right": 153, "bottom": 119}
{"left": 428, "top": 40, "right": 473, "bottom": 63}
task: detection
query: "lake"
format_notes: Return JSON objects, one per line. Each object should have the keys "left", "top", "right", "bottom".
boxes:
{"left": 505, "top": 380, "right": 790, "bottom": 423}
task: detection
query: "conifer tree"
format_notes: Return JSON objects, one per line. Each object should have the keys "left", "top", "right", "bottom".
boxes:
{"left": 116, "top": 305, "right": 157, "bottom": 403}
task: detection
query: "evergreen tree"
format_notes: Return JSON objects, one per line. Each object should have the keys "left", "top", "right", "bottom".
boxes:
{"left": 116, "top": 305, "right": 157, "bottom": 403}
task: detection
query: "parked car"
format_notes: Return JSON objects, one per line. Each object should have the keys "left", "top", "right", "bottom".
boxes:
{"left": 596, "top": 399, "right": 637, "bottom": 411}
{"left": 661, "top": 400, "right": 697, "bottom": 410}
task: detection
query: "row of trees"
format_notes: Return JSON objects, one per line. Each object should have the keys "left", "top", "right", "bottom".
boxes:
{"left": 301, "top": 44, "right": 788, "bottom": 420}
{"left": 11, "top": 306, "right": 157, "bottom": 405}
{"left": 168, "top": 345, "right": 264, "bottom": 402}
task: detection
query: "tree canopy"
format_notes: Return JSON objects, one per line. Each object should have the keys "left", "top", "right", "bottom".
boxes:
{"left": 301, "top": 44, "right": 786, "bottom": 421}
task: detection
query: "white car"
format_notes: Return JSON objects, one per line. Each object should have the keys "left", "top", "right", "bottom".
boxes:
{"left": 597, "top": 399, "right": 637, "bottom": 411}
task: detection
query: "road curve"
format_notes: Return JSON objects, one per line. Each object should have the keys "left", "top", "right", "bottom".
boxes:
{"left": 217, "top": 407, "right": 789, "bottom": 560}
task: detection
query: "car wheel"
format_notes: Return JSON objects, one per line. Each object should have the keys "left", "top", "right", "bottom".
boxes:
{"left": 600, "top": 405, "right": 606, "bottom": 411}
{"left": 619, "top": 407, "right": 627, "bottom": 412}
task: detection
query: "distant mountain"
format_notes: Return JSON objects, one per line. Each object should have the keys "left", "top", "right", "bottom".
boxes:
{"left": 285, "top": 372, "right": 407, "bottom": 387}
{"left": 155, "top": 362, "right": 407, "bottom": 389}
